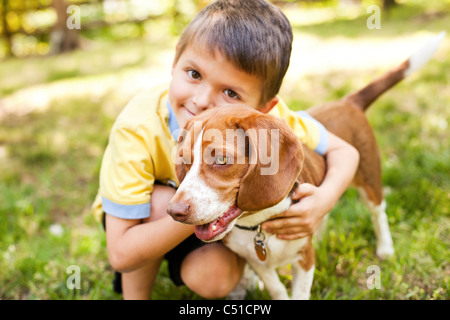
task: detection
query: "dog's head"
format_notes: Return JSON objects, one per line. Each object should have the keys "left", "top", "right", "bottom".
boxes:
{"left": 167, "top": 105, "right": 304, "bottom": 242}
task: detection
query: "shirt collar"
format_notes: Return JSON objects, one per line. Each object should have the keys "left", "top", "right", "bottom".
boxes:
{"left": 166, "top": 100, "right": 180, "bottom": 141}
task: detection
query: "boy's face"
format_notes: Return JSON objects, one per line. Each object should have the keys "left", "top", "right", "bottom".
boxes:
{"left": 169, "top": 45, "right": 278, "bottom": 128}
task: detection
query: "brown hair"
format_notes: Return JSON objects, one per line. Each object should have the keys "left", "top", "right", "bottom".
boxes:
{"left": 174, "top": 0, "right": 293, "bottom": 105}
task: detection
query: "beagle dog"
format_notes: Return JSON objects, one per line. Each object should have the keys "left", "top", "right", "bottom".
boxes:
{"left": 167, "top": 33, "right": 444, "bottom": 299}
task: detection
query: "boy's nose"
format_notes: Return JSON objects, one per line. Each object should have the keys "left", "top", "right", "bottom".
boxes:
{"left": 193, "top": 86, "right": 215, "bottom": 111}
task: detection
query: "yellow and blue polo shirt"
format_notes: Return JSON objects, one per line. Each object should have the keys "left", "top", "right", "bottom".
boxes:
{"left": 91, "top": 86, "right": 328, "bottom": 222}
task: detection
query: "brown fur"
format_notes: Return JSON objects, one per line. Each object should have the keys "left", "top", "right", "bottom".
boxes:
{"left": 298, "top": 239, "right": 315, "bottom": 271}
{"left": 303, "top": 58, "right": 410, "bottom": 204}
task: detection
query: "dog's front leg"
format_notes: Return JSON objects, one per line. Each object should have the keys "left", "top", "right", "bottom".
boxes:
{"left": 291, "top": 263, "right": 315, "bottom": 300}
{"left": 248, "top": 262, "right": 290, "bottom": 300}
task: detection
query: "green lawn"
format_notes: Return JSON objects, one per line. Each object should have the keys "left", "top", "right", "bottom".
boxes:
{"left": 0, "top": 2, "right": 448, "bottom": 300}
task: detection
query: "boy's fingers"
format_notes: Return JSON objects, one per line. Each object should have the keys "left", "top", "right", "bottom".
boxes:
{"left": 264, "top": 205, "right": 305, "bottom": 221}
{"left": 261, "top": 217, "right": 286, "bottom": 231}
{"left": 262, "top": 216, "right": 310, "bottom": 232}
{"left": 292, "top": 183, "right": 315, "bottom": 200}
{"left": 261, "top": 220, "right": 312, "bottom": 239}
{"left": 277, "top": 232, "right": 311, "bottom": 240}
{"left": 268, "top": 197, "right": 309, "bottom": 220}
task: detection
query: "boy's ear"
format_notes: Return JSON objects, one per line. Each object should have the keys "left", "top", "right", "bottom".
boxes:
{"left": 257, "top": 96, "right": 279, "bottom": 114}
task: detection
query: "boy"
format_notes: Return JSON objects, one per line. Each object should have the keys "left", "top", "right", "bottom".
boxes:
{"left": 92, "top": 0, "right": 359, "bottom": 299}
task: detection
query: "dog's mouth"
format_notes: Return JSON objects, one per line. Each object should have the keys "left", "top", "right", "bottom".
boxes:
{"left": 194, "top": 203, "right": 242, "bottom": 241}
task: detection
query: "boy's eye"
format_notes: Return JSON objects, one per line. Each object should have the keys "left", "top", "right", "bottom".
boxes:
{"left": 225, "top": 89, "right": 239, "bottom": 99}
{"left": 188, "top": 70, "right": 201, "bottom": 80}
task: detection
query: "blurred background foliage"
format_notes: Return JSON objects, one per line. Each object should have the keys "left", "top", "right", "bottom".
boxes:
{"left": 0, "top": 0, "right": 207, "bottom": 58}
{"left": 0, "top": 0, "right": 448, "bottom": 300}
{"left": 1, "top": 0, "right": 449, "bottom": 59}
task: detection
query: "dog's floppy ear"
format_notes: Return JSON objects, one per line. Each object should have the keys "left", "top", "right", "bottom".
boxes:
{"left": 237, "top": 113, "right": 304, "bottom": 211}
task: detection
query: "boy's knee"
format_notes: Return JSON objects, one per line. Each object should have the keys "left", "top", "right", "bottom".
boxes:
{"left": 184, "top": 270, "right": 236, "bottom": 299}
{"left": 181, "top": 245, "right": 243, "bottom": 299}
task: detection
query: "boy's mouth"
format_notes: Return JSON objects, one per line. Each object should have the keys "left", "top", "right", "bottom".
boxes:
{"left": 183, "top": 105, "right": 196, "bottom": 117}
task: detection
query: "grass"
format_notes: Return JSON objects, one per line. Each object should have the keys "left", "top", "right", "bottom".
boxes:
{"left": 0, "top": 1, "right": 448, "bottom": 300}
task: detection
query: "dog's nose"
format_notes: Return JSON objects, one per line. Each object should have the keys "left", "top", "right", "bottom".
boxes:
{"left": 167, "top": 202, "right": 190, "bottom": 222}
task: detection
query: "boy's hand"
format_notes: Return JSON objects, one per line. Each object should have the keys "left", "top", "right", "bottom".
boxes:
{"left": 261, "top": 183, "right": 330, "bottom": 240}
{"left": 260, "top": 131, "right": 359, "bottom": 241}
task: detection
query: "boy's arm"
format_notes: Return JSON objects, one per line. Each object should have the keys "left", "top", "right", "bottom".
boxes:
{"left": 261, "top": 131, "right": 359, "bottom": 240}
{"left": 105, "top": 184, "right": 194, "bottom": 273}
{"left": 106, "top": 213, "right": 194, "bottom": 273}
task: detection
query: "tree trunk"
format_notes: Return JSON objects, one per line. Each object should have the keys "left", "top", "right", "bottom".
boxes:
{"left": 50, "top": 0, "right": 80, "bottom": 54}
{"left": 383, "top": 0, "right": 397, "bottom": 11}
{"left": 1, "top": 0, "right": 12, "bottom": 57}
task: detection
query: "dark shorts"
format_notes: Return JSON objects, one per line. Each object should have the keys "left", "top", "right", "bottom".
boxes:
{"left": 164, "top": 233, "right": 207, "bottom": 286}
{"left": 102, "top": 212, "right": 206, "bottom": 289}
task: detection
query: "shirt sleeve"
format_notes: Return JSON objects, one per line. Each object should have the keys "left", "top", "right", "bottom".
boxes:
{"left": 296, "top": 111, "right": 329, "bottom": 155}
{"left": 99, "top": 124, "right": 154, "bottom": 220}
{"left": 270, "top": 99, "right": 329, "bottom": 155}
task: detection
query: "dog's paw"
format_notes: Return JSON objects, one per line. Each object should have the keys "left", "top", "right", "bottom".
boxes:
{"left": 376, "top": 245, "right": 395, "bottom": 260}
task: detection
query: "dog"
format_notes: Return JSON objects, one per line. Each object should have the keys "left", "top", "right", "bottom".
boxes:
{"left": 167, "top": 32, "right": 445, "bottom": 299}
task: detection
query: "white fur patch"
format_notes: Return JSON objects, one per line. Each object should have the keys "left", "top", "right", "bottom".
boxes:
{"left": 357, "top": 187, "right": 395, "bottom": 259}
{"left": 236, "top": 196, "right": 292, "bottom": 228}
{"left": 405, "top": 31, "right": 445, "bottom": 77}
{"left": 291, "top": 264, "right": 315, "bottom": 300}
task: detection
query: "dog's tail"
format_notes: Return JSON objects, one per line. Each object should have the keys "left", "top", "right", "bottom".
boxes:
{"left": 344, "top": 31, "right": 446, "bottom": 112}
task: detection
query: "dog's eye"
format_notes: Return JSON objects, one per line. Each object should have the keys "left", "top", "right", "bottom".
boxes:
{"left": 215, "top": 155, "right": 229, "bottom": 165}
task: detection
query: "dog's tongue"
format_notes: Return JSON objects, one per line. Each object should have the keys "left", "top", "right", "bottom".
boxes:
{"left": 195, "top": 204, "right": 242, "bottom": 241}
